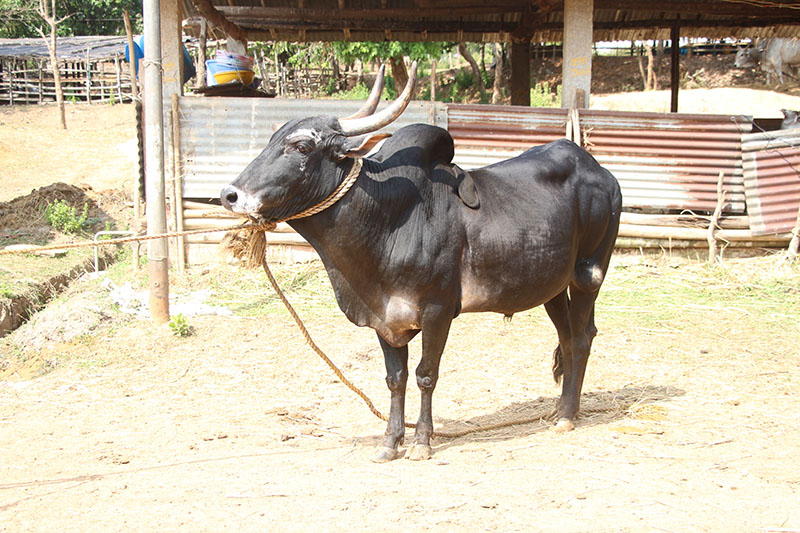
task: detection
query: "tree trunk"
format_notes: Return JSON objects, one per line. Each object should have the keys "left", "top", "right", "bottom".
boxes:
{"left": 645, "top": 41, "right": 657, "bottom": 90}
{"left": 430, "top": 59, "right": 437, "bottom": 102}
{"left": 637, "top": 52, "right": 647, "bottom": 90}
{"left": 37, "top": 0, "right": 66, "bottom": 129}
{"left": 492, "top": 43, "right": 504, "bottom": 104}
{"left": 389, "top": 56, "right": 408, "bottom": 94}
{"left": 196, "top": 16, "right": 208, "bottom": 89}
{"left": 458, "top": 42, "right": 487, "bottom": 102}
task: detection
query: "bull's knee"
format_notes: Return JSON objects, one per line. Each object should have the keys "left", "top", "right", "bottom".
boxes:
{"left": 416, "top": 374, "right": 436, "bottom": 391}
{"left": 385, "top": 371, "right": 407, "bottom": 393}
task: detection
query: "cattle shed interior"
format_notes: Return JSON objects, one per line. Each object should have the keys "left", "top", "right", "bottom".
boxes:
{"left": 141, "top": 0, "right": 800, "bottom": 267}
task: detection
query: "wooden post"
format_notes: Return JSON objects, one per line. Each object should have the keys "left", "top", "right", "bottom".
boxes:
{"left": 670, "top": 20, "right": 680, "bottom": 113}
{"left": 114, "top": 54, "right": 123, "bottom": 103}
{"left": 85, "top": 48, "right": 92, "bottom": 103}
{"left": 9, "top": 60, "right": 15, "bottom": 105}
{"left": 197, "top": 17, "right": 208, "bottom": 89}
{"left": 23, "top": 60, "right": 29, "bottom": 103}
{"left": 707, "top": 172, "right": 726, "bottom": 264}
{"left": 123, "top": 9, "right": 138, "bottom": 101}
{"left": 430, "top": 59, "right": 436, "bottom": 102}
{"left": 787, "top": 201, "right": 800, "bottom": 260}
{"left": 510, "top": 40, "right": 531, "bottom": 106}
{"left": 171, "top": 93, "right": 186, "bottom": 272}
{"left": 38, "top": 60, "right": 43, "bottom": 103}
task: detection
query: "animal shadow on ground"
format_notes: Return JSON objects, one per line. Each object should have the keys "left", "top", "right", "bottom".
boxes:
{"left": 355, "top": 384, "right": 685, "bottom": 456}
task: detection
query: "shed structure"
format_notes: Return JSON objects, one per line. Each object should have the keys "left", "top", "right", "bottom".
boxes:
{"left": 143, "top": 0, "right": 800, "bottom": 274}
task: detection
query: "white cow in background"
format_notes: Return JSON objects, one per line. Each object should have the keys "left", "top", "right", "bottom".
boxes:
{"left": 734, "top": 38, "right": 800, "bottom": 85}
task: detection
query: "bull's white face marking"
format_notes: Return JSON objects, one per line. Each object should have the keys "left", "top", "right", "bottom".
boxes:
{"left": 286, "top": 128, "right": 322, "bottom": 144}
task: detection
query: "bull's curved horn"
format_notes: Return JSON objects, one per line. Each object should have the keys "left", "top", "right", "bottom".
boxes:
{"left": 338, "top": 61, "right": 417, "bottom": 136}
{"left": 341, "top": 64, "right": 386, "bottom": 120}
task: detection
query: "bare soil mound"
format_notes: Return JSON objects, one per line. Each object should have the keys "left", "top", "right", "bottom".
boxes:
{"left": 0, "top": 182, "right": 132, "bottom": 244}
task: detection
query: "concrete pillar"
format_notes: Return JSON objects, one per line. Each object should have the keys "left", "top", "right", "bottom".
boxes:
{"left": 561, "top": 0, "right": 593, "bottom": 109}
{"left": 143, "top": 0, "right": 169, "bottom": 323}
{"left": 160, "top": 0, "right": 183, "bottom": 100}
{"left": 510, "top": 40, "right": 531, "bottom": 107}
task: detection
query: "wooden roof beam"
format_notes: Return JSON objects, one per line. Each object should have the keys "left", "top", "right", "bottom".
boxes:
{"left": 595, "top": 0, "right": 800, "bottom": 17}
{"left": 190, "top": 0, "right": 248, "bottom": 43}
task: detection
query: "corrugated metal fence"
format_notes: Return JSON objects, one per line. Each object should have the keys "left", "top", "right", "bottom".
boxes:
{"left": 173, "top": 96, "right": 796, "bottom": 263}
{"left": 179, "top": 98, "right": 446, "bottom": 199}
{"left": 741, "top": 129, "right": 800, "bottom": 236}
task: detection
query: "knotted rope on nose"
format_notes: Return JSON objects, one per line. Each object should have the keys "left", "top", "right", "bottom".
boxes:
{"left": 221, "top": 158, "right": 362, "bottom": 268}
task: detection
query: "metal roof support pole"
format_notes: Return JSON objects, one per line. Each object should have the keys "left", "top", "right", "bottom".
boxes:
{"left": 561, "top": 0, "right": 593, "bottom": 110}
{"left": 670, "top": 19, "right": 680, "bottom": 113}
{"left": 142, "top": 0, "right": 170, "bottom": 324}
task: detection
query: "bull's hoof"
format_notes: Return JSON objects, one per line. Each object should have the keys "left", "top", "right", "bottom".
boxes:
{"left": 552, "top": 418, "right": 575, "bottom": 433}
{"left": 406, "top": 442, "right": 432, "bottom": 461}
{"left": 371, "top": 446, "right": 400, "bottom": 463}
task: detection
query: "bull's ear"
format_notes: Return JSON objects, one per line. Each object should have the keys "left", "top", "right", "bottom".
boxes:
{"left": 344, "top": 133, "right": 391, "bottom": 158}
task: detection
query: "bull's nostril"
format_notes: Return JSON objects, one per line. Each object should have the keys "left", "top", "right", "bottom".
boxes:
{"left": 224, "top": 190, "right": 238, "bottom": 206}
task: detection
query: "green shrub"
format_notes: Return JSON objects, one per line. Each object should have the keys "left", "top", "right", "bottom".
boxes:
{"left": 530, "top": 82, "right": 562, "bottom": 108}
{"left": 330, "top": 82, "right": 372, "bottom": 100}
{"left": 44, "top": 200, "right": 89, "bottom": 234}
{"left": 168, "top": 313, "right": 194, "bottom": 337}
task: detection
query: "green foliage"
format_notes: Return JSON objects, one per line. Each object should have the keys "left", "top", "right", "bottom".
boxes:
{"left": 454, "top": 69, "right": 475, "bottom": 92}
{"left": 530, "top": 82, "right": 562, "bottom": 108}
{"left": 168, "top": 313, "right": 194, "bottom": 337}
{"left": 251, "top": 41, "right": 331, "bottom": 68}
{"left": 328, "top": 82, "right": 371, "bottom": 100}
{"left": 0, "top": 281, "right": 13, "bottom": 299}
{"left": 44, "top": 200, "right": 89, "bottom": 234}
{"left": 331, "top": 41, "right": 453, "bottom": 65}
{"left": 0, "top": 0, "right": 142, "bottom": 38}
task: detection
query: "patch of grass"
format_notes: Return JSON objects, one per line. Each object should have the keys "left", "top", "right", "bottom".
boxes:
{"left": 44, "top": 200, "right": 89, "bottom": 234}
{"left": 200, "top": 261, "right": 338, "bottom": 317}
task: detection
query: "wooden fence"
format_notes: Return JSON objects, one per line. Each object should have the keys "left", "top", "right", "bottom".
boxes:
{"left": 0, "top": 55, "right": 135, "bottom": 105}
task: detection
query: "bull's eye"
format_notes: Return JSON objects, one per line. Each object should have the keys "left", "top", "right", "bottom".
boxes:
{"left": 296, "top": 142, "right": 313, "bottom": 154}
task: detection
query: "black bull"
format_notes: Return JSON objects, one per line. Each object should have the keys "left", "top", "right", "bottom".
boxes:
{"left": 221, "top": 73, "right": 621, "bottom": 462}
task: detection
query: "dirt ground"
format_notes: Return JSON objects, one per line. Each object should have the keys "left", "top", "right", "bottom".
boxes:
{"left": 1, "top": 254, "right": 799, "bottom": 531}
{"left": 1, "top": 55, "right": 800, "bottom": 531}
{"left": 0, "top": 103, "right": 138, "bottom": 203}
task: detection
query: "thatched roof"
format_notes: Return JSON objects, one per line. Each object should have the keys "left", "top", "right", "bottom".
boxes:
{"left": 182, "top": 0, "right": 800, "bottom": 43}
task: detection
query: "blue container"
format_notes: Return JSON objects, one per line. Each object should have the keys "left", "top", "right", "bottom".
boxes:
{"left": 125, "top": 36, "right": 196, "bottom": 84}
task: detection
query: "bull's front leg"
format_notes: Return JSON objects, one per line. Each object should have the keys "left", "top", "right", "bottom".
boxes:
{"left": 408, "top": 306, "right": 453, "bottom": 461}
{"left": 372, "top": 335, "right": 408, "bottom": 463}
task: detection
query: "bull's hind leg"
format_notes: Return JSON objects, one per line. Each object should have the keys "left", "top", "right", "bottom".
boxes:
{"left": 372, "top": 336, "right": 408, "bottom": 463}
{"left": 544, "top": 287, "right": 598, "bottom": 432}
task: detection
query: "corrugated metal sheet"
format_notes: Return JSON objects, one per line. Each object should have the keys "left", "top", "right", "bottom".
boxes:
{"left": 741, "top": 129, "right": 800, "bottom": 236}
{"left": 178, "top": 96, "right": 446, "bottom": 198}
{"left": 448, "top": 105, "right": 752, "bottom": 214}
{"left": 581, "top": 110, "right": 752, "bottom": 214}
{"left": 447, "top": 104, "right": 567, "bottom": 170}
